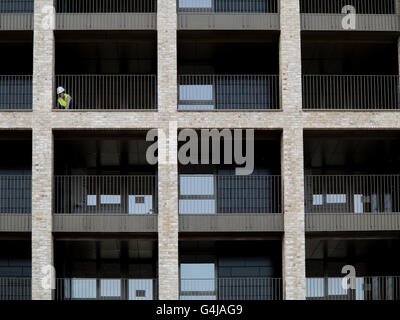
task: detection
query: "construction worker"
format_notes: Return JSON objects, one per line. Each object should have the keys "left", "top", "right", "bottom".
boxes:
{"left": 57, "top": 87, "right": 74, "bottom": 109}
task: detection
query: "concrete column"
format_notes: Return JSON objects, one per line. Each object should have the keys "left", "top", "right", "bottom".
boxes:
{"left": 396, "top": 1, "right": 400, "bottom": 14}
{"left": 281, "top": 128, "right": 306, "bottom": 300}
{"left": 279, "top": 0, "right": 306, "bottom": 300}
{"left": 31, "top": 128, "right": 54, "bottom": 300}
{"left": 279, "top": 0, "right": 302, "bottom": 113}
{"left": 31, "top": 0, "right": 55, "bottom": 300}
{"left": 157, "top": 0, "right": 179, "bottom": 300}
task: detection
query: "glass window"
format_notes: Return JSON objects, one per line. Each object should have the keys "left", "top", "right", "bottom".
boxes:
{"left": 100, "top": 279, "right": 121, "bottom": 298}
{"left": 71, "top": 279, "right": 96, "bottom": 299}
{"left": 180, "top": 263, "right": 216, "bottom": 300}
{"left": 178, "top": 0, "right": 213, "bottom": 9}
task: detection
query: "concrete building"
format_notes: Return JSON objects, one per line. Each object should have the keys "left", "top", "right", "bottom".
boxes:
{"left": 1, "top": 0, "right": 400, "bottom": 300}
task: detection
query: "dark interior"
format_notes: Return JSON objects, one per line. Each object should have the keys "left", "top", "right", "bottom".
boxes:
{"left": 178, "top": 32, "right": 279, "bottom": 74}
{"left": 55, "top": 32, "right": 157, "bottom": 75}
{"left": 304, "top": 131, "right": 400, "bottom": 174}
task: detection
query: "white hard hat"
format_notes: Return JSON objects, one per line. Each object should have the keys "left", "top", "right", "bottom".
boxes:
{"left": 57, "top": 87, "right": 65, "bottom": 95}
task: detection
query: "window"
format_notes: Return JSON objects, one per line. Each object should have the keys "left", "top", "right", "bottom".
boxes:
{"left": 179, "top": 175, "right": 216, "bottom": 214}
{"left": 180, "top": 263, "right": 216, "bottom": 300}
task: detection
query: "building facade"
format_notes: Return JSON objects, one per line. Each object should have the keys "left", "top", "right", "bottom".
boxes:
{"left": 1, "top": 0, "right": 400, "bottom": 300}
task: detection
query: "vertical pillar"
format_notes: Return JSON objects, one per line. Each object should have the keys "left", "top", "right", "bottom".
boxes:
{"left": 396, "top": 1, "right": 400, "bottom": 14}
{"left": 32, "top": 0, "right": 55, "bottom": 300}
{"left": 280, "top": 0, "right": 306, "bottom": 300}
{"left": 157, "top": 0, "right": 179, "bottom": 300}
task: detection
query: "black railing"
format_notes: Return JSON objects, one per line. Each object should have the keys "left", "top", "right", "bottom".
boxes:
{"left": 177, "top": 0, "right": 278, "bottom": 13}
{"left": 0, "top": 278, "right": 31, "bottom": 300}
{"left": 179, "top": 175, "right": 282, "bottom": 214}
{"left": 303, "top": 75, "right": 400, "bottom": 110}
{"left": 0, "top": 176, "right": 31, "bottom": 214}
{"left": 300, "top": 0, "right": 396, "bottom": 14}
{"left": 307, "top": 276, "right": 400, "bottom": 300}
{"left": 56, "top": 0, "right": 156, "bottom": 13}
{"left": 179, "top": 75, "right": 279, "bottom": 110}
{"left": 305, "top": 175, "right": 400, "bottom": 214}
{"left": 0, "top": 0, "right": 33, "bottom": 13}
{"left": 54, "top": 175, "right": 157, "bottom": 214}
{"left": 55, "top": 278, "right": 157, "bottom": 300}
{"left": 0, "top": 76, "right": 32, "bottom": 110}
{"left": 55, "top": 75, "right": 157, "bottom": 110}
{"left": 180, "top": 277, "right": 283, "bottom": 300}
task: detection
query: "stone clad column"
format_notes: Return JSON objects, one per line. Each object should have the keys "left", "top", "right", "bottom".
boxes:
{"left": 157, "top": 0, "right": 179, "bottom": 299}
{"left": 279, "top": 0, "right": 306, "bottom": 300}
{"left": 31, "top": 0, "right": 55, "bottom": 300}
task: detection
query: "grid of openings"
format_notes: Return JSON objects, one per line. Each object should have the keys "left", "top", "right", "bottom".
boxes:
{"left": 0, "top": 0, "right": 33, "bottom": 13}
{"left": 177, "top": 0, "right": 278, "bottom": 13}
{"left": 55, "top": 0, "right": 157, "bottom": 13}
{"left": 300, "top": 0, "right": 396, "bottom": 14}
{"left": 0, "top": 76, "right": 32, "bottom": 110}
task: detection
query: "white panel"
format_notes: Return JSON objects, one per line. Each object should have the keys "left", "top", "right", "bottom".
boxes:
{"left": 87, "top": 195, "right": 97, "bottom": 206}
{"left": 312, "top": 194, "right": 323, "bottom": 206}
{"left": 128, "top": 279, "right": 153, "bottom": 300}
{"left": 100, "top": 195, "right": 121, "bottom": 204}
{"left": 71, "top": 279, "right": 96, "bottom": 299}
{"left": 100, "top": 279, "right": 121, "bottom": 297}
{"left": 179, "top": 84, "right": 213, "bottom": 100}
{"left": 128, "top": 195, "right": 153, "bottom": 214}
{"left": 178, "top": 104, "right": 215, "bottom": 110}
{"left": 179, "top": 199, "right": 216, "bottom": 214}
{"left": 326, "top": 194, "right": 347, "bottom": 204}
{"left": 180, "top": 175, "right": 214, "bottom": 195}
{"left": 354, "top": 194, "right": 363, "bottom": 214}
{"left": 179, "top": 0, "right": 212, "bottom": 9}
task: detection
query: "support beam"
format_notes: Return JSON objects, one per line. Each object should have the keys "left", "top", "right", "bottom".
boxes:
{"left": 31, "top": 0, "right": 55, "bottom": 300}
{"left": 157, "top": 0, "right": 179, "bottom": 300}
{"left": 280, "top": 0, "right": 306, "bottom": 300}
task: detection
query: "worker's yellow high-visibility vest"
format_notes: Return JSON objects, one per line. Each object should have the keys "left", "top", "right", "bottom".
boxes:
{"left": 58, "top": 93, "right": 70, "bottom": 108}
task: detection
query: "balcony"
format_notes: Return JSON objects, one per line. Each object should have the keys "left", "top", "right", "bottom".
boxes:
{"left": 53, "top": 175, "right": 157, "bottom": 233}
{"left": 305, "top": 175, "right": 400, "bottom": 232}
{"left": 0, "top": 76, "right": 32, "bottom": 110}
{"left": 0, "top": 278, "right": 31, "bottom": 300}
{"left": 177, "top": 0, "right": 279, "bottom": 30}
{"left": 179, "top": 174, "right": 283, "bottom": 232}
{"left": 180, "top": 277, "right": 283, "bottom": 300}
{"left": 54, "top": 75, "right": 157, "bottom": 110}
{"left": 178, "top": 75, "right": 279, "bottom": 111}
{"left": 0, "top": 175, "right": 31, "bottom": 232}
{"left": 55, "top": 278, "right": 157, "bottom": 300}
{"left": 55, "top": 0, "right": 156, "bottom": 30}
{"left": 0, "top": 0, "right": 33, "bottom": 30}
{"left": 302, "top": 75, "right": 400, "bottom": 110}
{"left": 300, "top": 0, "right": 399, "bottom": 31}
{"left": 307, "top": 276, "right": 400, "bottom": 300}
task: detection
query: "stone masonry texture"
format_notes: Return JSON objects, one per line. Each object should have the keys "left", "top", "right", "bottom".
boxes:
{"left": 0, "top": 0, "right": 399, "bottom": 301}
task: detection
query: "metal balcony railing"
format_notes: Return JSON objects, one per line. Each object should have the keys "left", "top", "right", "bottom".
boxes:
{"left": 0, "top": 0, "right": 33, "bottom": 13}
{"left": 0, "top": 76, "right": 32, "bottom": 110}
{"left": 179, "top": 174, "right": 281, "bottom": 214}
{"left": 307, "top": 276, "right": 400, "bottom": 300}
{"left": 305, "top": 175, "right": 400, "bottom": 214}
{"left": 55, "top": 0, "right": 157, "bottom": 13}
{"left": 300, "top": 0, "right": 396, "bottom": 14}
{"left": 0, "top": 278, "right": 31, "bottom": 300}
{"left": 55, "top": 75, "right": 157, "bottom": 110}
{"left": 180, "top": 277, "right": 283, "bottom": 300}
{"left": 303, "top": 75, "right": 400, "bottom": 110}
{"left": 178, "top": 75, "right": 279, "bottom": 110}
{"left": 0, "top": 176, "right": 31, "bottom": 214}
{"left": 55, "top": 278, "right": 157, "bottom": 300}
{"left": 177, "top": 0, "right": 278, "bottom": 13}
{"left": 54, "top": 175, "right": 157, "bottom": 214}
